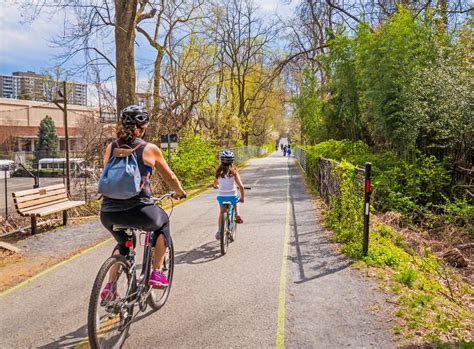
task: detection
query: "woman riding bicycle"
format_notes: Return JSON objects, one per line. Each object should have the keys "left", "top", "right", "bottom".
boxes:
{"left": 100, "top": 105, "right": 186, "bottom": 294}
{"left": 213, "top": 150, "right": 245, "bottom": 240}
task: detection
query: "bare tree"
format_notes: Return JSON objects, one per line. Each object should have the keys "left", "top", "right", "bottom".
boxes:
{"left": 20, "top": 0, "right": 157, "bottom": 112}
{"left": 208, "top": 0, "right": 279, "bottom": 145}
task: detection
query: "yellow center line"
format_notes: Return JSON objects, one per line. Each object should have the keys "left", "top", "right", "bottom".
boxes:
{"left": 0, "top": 238, "right": 113, "bottom": 298}
{"left": 276, "top": 180, "right": 291, "bottom": 348}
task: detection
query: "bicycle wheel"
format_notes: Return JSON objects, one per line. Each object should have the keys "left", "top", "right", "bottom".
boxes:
{"left": 220, "top": 209, "right": 229, "bottom": 255}
{"left": 88, "top": 255, "right": 135, "bottom": 349}
{"left": 148, "top": 237, "right": 174, "bottom": 310}
{"left": 230, "top": 209, "right": 237, "bottom": 242}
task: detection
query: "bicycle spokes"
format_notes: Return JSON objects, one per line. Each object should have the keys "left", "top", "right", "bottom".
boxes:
{"left": 88, "top": 256, "right": 133, "bottom": 349}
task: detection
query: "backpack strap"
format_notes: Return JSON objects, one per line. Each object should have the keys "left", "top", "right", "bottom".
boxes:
{"left": 113, "top": 141, "right": 146, "bottom": 158}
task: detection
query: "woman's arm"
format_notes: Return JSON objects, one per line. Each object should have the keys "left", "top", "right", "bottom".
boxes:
{"left": 234, "top": 172, "right": 245, "bottom": 203}
{"left": 150, "top": 144, "right": 186, "bottom": 197}
{"left": 213, "top": 177, "right": 219, "bottom": 189}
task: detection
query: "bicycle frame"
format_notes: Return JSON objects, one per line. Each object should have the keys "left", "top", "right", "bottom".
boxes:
{"left": 120, "top": 230, "right": 155, "bottom": 310}
{"left": 222, "top": 202, "right": 235, "bottom": 232}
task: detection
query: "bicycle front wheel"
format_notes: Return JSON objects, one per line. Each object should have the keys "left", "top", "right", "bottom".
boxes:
{"left": 88, "top": 255, "right": 134, "bottom": 349}
{"left": 220, "top": 210, "right": 229, "bottom": 255}
{"left": 148, "top": 237, "right": 174, "bottom": 310}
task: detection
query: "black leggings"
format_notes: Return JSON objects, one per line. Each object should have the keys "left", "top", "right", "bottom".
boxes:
{"left": 100, "top": 205, "right": 170, "bottom": 256}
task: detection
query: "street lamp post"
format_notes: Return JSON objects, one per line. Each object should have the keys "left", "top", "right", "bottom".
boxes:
{"left": 53, "top": 81, "right": 71, "bottom": 196}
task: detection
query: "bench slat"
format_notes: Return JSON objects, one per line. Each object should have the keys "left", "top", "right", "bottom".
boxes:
{"left": 16, "top": 193, "right": 68, "bottom": 210}
{"left": 25, "top": 200, "right": 86, "bottom": 217}
{"left": 12, "top": 184, "right": 65, "bottom": 198}
{"left": 13, "top": 188, "right": 67, "bottom": 204}
{"left": 19, "top": 198, "right": 70, "bottom": 215}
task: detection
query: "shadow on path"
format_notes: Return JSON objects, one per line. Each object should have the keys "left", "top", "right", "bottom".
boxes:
{"left": 287, "top": 160, "right": 352, "bottom": 284}
{"left": 37, "top": 308, "right": 159, "bottom": 348}
{"left": 175, "top": 241, "right": 222, "bottom": 265}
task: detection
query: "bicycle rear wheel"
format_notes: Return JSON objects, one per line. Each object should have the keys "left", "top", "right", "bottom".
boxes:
{"left": 88, "top": 255, "right": 134, "bottom": 349}
{"left": 148, "top": 237, "right": 174, "bottom": 310}
{"left": 230, "top": 209, "right": 237, "bottom": 242}
{"left": 220, "top": 210, "right": 229, "bottom": 255}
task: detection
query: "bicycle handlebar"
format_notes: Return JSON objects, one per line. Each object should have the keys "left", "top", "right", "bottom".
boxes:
{"left": 152, "top": 192, "right": 187, "bottom": 203}
{"left": 213, "top": 186, "right": 252, "bottom": 190}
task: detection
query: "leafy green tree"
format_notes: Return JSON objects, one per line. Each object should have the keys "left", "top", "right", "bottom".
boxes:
{"left": 403, "top": 43, "right": 473, "bottom": 165}
{"left": 35, "top": 115, "right": 59, "bottom": 160}
{"left": 293, "top": 68, "right": 325, "bottom": 144}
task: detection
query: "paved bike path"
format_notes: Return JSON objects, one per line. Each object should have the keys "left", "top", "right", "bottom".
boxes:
{"left": 0, "top": 153, "right": 394, "bottom": 348}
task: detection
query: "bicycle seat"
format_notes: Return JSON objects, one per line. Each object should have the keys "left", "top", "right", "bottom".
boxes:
{"left": 221, "top": 201, "right": 232, "bottom": 205}
{"left": 112, "top": 224, "right": 143, "bottom": 231}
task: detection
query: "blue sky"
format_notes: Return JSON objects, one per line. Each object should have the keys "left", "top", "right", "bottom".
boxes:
{"left": 0, "top": 0, "right": 297, "bottom": 80}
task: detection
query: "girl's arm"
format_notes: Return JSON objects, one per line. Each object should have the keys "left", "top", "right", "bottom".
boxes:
{"left": 235, "top": 172, "right": 245, "bottom": 203}
{"left": 213, "top": 177, "right": 219, "bottom": 189}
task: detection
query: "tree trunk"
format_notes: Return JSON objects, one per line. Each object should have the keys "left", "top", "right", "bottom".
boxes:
{"left": 149, "top": 49, "right": 164, "bottom": 138}
{"left": 115, "top": 0, "right": 138, "bottom": 113}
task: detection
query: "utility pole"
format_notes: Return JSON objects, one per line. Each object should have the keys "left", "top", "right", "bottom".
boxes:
{"left": 53, "top": 81, "right": 71, "bottom": 195}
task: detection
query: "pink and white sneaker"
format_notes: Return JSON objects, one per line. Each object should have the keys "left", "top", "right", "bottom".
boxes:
{"left": 149, "top": 270, "right": 168, "bottom": 288}
{"left": 100, "top": 282, "right": 117, "bottom": 302}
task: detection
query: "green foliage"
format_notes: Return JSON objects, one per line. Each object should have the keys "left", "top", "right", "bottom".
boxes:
{"left": 396, "top": 269, "right": 418, "bottom": 288}
{"left": 164, "top": 132, "right": 218, "bottom": 187}
{"left": 303, "top": 139, "right": 455, "bottom": 218}
{"left": 295, "top": 6, "right": 472, "bottom": 167}
{"left": 36, "top": 115, "right": 59, "bottom": 160}
{"left": 293, "top": 68, "right": 325, "bottom": 144}
{"left": 324, "top": 160, "right": 364, "bottom": 258}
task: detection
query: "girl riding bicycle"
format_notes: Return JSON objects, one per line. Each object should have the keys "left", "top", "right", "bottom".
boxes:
{"left": 213, "top": 150, "right": 245, "bottom": 240}
{"left": 99, "top": 105, "right": 186, "bottom": 296}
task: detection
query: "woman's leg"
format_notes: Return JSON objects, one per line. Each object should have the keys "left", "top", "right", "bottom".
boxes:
{"left": 134, "top": 205, "right": 170, "bottom": 272}
{"left": 100, "top": 211, "right": 130, "bottom": 285}
{"left": 153, "top": 234, "right": 166, "bottom": 269}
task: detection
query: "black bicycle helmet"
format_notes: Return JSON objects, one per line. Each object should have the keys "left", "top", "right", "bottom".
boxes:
{"left": 120, "top": 105, "right": 150, "bottom": 127}
{"left": 219, "top": 149, "right": 235, "bottom": 164}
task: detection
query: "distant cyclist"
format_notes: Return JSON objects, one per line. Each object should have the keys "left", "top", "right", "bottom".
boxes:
{"left": 99, "top": 105, "right": 186, "bottom": 296}
{"left": 283, "top": 145, "right": 287, "bottom": 157}
{"left": 213, "top": 150, "right": 245, "bottom": 240}
{"left": 287, "top": 145, "right": 292, "bottom": 157}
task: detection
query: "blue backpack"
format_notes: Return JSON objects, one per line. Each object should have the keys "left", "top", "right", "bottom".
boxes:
{"left": 98, "top": 141, "right": 146, "bottom": 200}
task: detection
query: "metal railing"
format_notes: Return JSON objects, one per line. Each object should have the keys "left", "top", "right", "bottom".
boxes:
{"left": 222, "top": 146, "right": 267, "bottom": 165}
{"left": 294, "top": 146, "right": 372, "bottom": 256}
{"left": 294, "top": 146, "right": 307, "bottom": 172}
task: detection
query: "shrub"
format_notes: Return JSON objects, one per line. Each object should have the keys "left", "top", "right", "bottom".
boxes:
{"left": 396, "top": 268, "right": 418, "bottom": 288}
{"left": 163, "top": 133, "right": 218, "bottom": 188}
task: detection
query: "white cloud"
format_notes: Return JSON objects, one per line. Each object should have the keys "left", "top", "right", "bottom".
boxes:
{"left": 0, "top": 1, "right": 63, "bottom": 72}
{"left": 254, "top": 0, "right": 298, "bottom": 18}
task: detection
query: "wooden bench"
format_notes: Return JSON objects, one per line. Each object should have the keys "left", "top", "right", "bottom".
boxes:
{"left": 12, "top": 183, "right": 85, "bottom": 234}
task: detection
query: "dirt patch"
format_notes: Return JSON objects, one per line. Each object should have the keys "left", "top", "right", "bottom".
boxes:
{"left": 0, "top": 239, "right": 109, "bottom": 292}
{"left": 0, "top": 219, "right": 110, "bottom": 293}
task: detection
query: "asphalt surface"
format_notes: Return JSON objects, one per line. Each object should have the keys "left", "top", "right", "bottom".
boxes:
{"left": 0, "top": 153, "right": 394, "bottom": 348}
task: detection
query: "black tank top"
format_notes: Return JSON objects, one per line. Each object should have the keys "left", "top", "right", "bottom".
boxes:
{"left": 100, "top": 138, "right": 154, "bottom": 212}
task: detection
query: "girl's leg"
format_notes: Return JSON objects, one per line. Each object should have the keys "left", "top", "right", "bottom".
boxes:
{"left": 218, "top": 206, "right": 226, "bottom": 228}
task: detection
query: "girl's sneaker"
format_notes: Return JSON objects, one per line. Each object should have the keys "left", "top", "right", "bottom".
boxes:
{"left": 100, "top": 282, "right": 117, "bottom": 302}
{"left": 215, "top": 231, "right": 221, "bottom": 240}
{"left": 235, "top": 215, "right": 243, "bottom": 224}
{"left": 149, "top": 270, "right": 168, "bottom": 288}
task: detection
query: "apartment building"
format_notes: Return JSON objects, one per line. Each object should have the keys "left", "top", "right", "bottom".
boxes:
{"left": 0, "top": 71, "right": 87, "bottom": 106}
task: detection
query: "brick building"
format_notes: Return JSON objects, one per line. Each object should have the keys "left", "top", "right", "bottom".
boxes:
{"left": 0, "top": 98, "right": 115, "bottom": 156}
